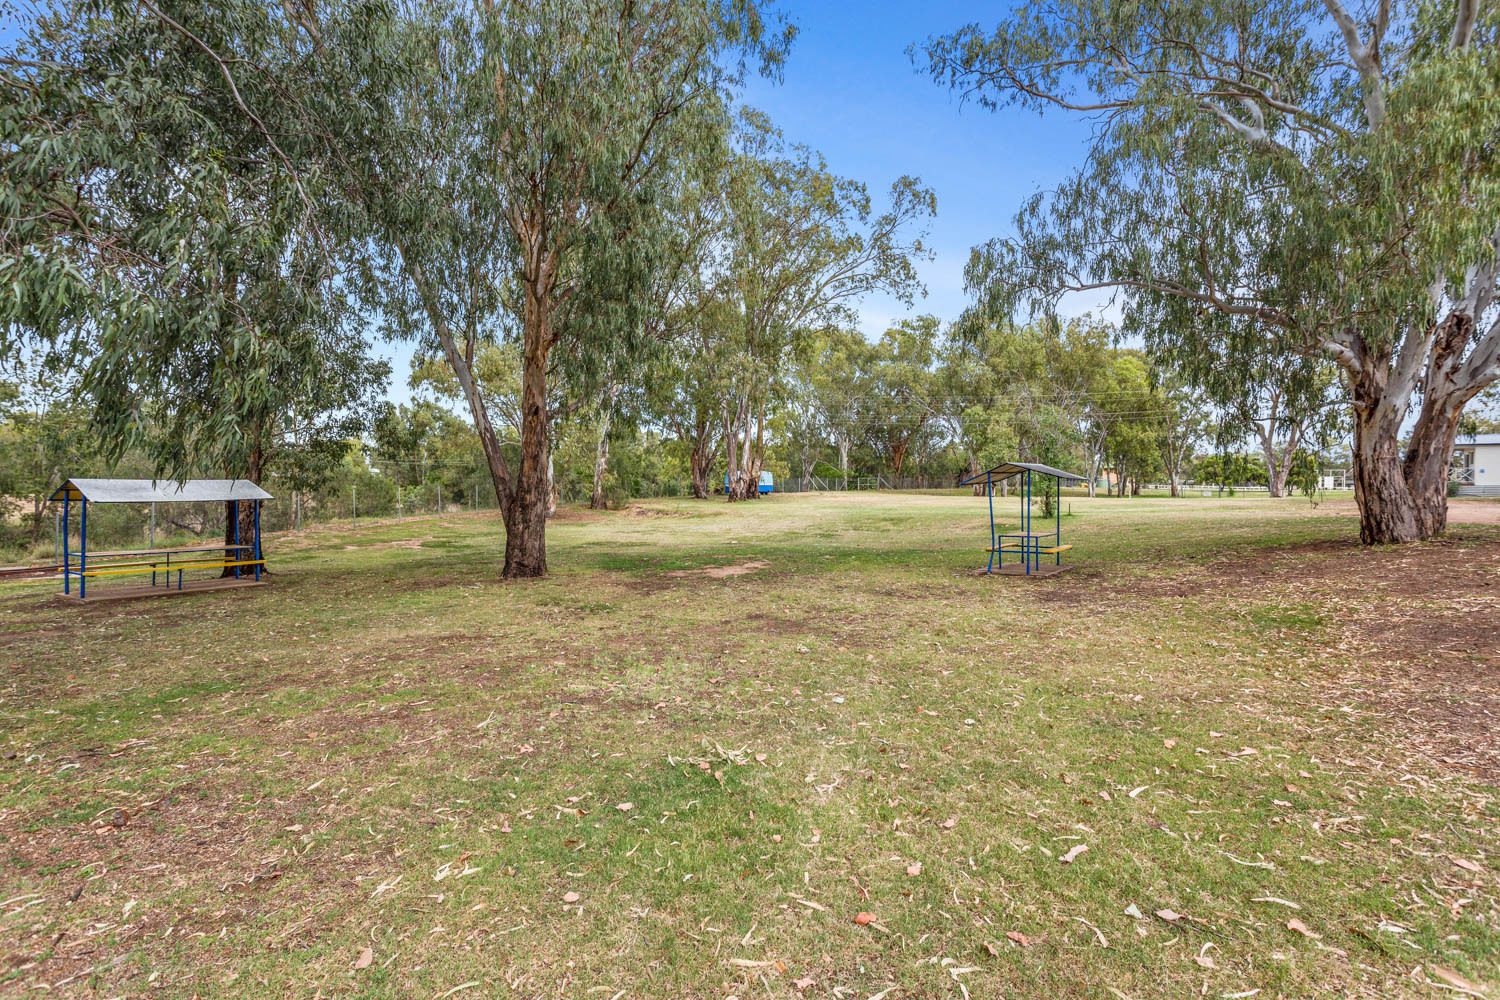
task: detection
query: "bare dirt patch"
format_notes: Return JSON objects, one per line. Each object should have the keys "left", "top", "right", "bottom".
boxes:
{"left": 667, "top": 560, "right": 769, "bottom": 579}
{"left": 1038, "top": 533, "right": 1500, "bottom": 782}
{"left": 343, "top": 537, "right": 430, "bottom": 550}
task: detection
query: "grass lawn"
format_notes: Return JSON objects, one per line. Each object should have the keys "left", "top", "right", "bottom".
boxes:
{"left": 2, "top": 492, "right": 1497, "bottom": 998}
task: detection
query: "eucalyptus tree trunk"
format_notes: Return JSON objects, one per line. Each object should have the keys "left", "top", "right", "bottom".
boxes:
{"left": 504, "top": 291, "right": 553, "bottom": 577}
{"left": 689, "top": 434, "right": 713, "bottom": 499}
{"left": 724, "top": 396, "right": 760, "bottom": 501}
{"left": 1344, "top": 316, "right": 1490, "bottom": 544}
{"left": 589, "top": 384, "right": 620, "bottom": 510}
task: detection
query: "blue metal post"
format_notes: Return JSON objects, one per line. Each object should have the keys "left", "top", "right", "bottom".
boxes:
{"left": 253, "top": 500, "right": 261, "bottom": 581}
{"left": 62, "top": 496, "right": 70, "bottom": 595}
{"left": 1022, "top": 471, "right": 1029, "bottom": 575}
{"left": 986, "top": 472, "right": 996, "bottom": 573}
{"left": 79, "top": 499, "right": 87, "bottom": 599}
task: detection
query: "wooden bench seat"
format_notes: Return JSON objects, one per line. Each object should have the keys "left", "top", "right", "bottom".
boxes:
{"left": 79, "top": 558, "right": 265, "bottom": 579}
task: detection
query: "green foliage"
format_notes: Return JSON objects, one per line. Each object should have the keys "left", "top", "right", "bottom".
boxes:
{"left": 1, "top": 1, "right": 388, "bottom": 479}
{"left": 922, "top": 0, "right": 1500, "bottom": 538}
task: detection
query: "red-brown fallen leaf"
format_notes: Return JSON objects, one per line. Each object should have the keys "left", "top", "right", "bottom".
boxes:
{"left": 853, "top": 912, "right": 876, "bottom": 925}
{"left": 1060, "top": 843, "right": 1089, "bottom": 864}
{"left": 1451, "top": 857, "right": 1484, "bottom": 874}
{"left": 1155, "top": 908, "right": 1183, "bottom": 923}
{"left": 906, "top": 862, "right": 922, "bottom": 877}
{"left": 1005, "top": 930, "right": 1033, "bottom": 947}
{"left": 354, "top": 947, "right": 373, "bottom": 970}
{"left": 984, "top": 941, "right": 1001, "bottom": 957}
{"left": 562, "top": 891, "right": 581, "bottom": 903}
{"left": 1287, "top": 917, "right": 1321, "bottom": 939}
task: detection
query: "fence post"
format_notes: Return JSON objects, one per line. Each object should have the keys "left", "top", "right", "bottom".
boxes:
{"left": 352, "top": 485, "right": 357, "bottom": 527}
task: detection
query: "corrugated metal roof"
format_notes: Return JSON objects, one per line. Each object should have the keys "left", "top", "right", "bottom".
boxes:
{"left": 958, "top": 462, "right": 1087, "bottom": 486}
{"left": 48, "top": 479, "right": 274, "bottom": 503}
{"left": 1455, "top": 433, "right": 1500, "bottom": 447}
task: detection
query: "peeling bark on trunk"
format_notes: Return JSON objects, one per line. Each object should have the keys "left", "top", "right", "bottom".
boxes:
{"left": 689, "top": 433, "right": 713, "bottom": 499}
{"left": 1402, "top": 312, "right": 1488, "bottom": 538}
{"left": 504, "top": 286, "right": 552, "bottom": 578}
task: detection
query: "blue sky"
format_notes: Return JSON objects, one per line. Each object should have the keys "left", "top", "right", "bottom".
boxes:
{"left": 735, "top": 1, "right": 1105, "bottom": 338}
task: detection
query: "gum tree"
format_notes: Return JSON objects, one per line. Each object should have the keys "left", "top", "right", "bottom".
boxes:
{"left": 923, "top": 0, "right": 1500, "bottom": 543}
{"left": 1, "top": 1, "right": 387, "bottom": 564}
{"left": 341, "top": 1, "right": 787, "bottom": 575}
{"left": 718, "top": 116, "right": 935, "bottom": 500}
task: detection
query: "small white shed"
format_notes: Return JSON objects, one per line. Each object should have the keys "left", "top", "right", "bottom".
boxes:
{"left": 1452, "top": 432, "right": 1500, "bottom": 496}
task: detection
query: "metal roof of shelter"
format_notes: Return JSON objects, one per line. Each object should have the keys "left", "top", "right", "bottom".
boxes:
{"left": 958, "top": 461, "right": 1086, "bottom": 486}
{"left": 48, "top": 478, "right": 273, "bottom": 504}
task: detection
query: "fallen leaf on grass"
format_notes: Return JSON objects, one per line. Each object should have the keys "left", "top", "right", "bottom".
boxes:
{"left": 1060, "top": 844, "right": 1089, "bottom": 864}
{"left": 853, "top": 911, "right": 877, "bottom": 925}
{"left": 1428, "top": 966, "right": 1484, "bottom": 995}
{"left": 1005, "top": 930, "right": 1033, "bottom": 947}
{"left": 1251, "top": 896, "right": 1301, "bottom": 909}
{"left": 1163, "top": 739, "right": 1177, "bottom": 749}
{"left": 940, "top": 817, "right": 958, "bottom": 829}
{"left": 354, "top": 947, "right": 373, "bottom": 970}
{"left": 1128, "top": 785, "right": 1149, "bottom": 798}
{"left": 1451, "top": 857, "right": 1484, "bottom": 874}
{"left": 1286, "top": 918, "right": 1321, "bottom": 940}
{"left": 1124, "top": 903, "right": 1144, "bottom": 919}
{"left": 1155, "top": 908, "right": 1183, "bottom": 923}
{"left": 1076, "top": 917, "right": 1109, "bottom": 947}
{"left": 906, "top": 862, "right": 922, "bottom": 877}
{"left": 615, "top": 802, "right": 634, "bottom": 812}
{"left": 793, "top": 975, "right": 815, "bottom": 990}
{"left": 562, "top": 891, "right": 581, "bottom": 903}
{"left": 795, "top": 898, "right": 827, "bottom": 912}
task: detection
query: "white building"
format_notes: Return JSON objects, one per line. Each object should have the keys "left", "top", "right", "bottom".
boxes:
{"left": 1452, "top": 432, "right": 1500, "bottom": 496}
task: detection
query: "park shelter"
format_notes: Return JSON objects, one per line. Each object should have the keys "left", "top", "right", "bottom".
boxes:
{"left": 48, "top": 478, "right": 272, "bottom": 600}
{"left": 958, "top": 461, "right": 1085, "bottom": 576}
